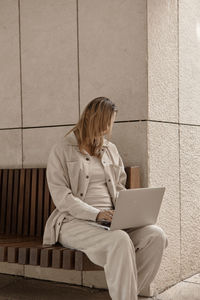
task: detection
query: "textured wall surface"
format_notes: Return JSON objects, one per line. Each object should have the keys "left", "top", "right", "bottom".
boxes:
{"left": 20, "top": 0, "right": 79, "bottom": 127}
{"left": 148, "top": 0, "right": 178, "bottom": 122}
{"left": 179, "top": 0, "right": 200, "bottom": 280}
{"left": 179, "top": 0, "right": 200, "bottom": 125}
{"left": 147, "top": 122, "right": 180, "bottom": 293}
{"left": 78, "top": 0, "right": 147, "bottom": 121}
{"left": 147, "top": 0, "right": 180, "bottom": 293}
{"left": 148, "top": 0, "right": 200, "bottom": 293}
{"left": 0, "top": 0, "right": 21, "bottom": 129}
{"left": 180, "top": 126, "right": 200, "bottom": 278}
{"left": 0, "top": 0, "right": 147, "bottom": 172}
{"left": 23, "top": 126, "right": 73, "bottom": 167}
{"left": 112, "top": 121, "right": 148, "bottom": 187}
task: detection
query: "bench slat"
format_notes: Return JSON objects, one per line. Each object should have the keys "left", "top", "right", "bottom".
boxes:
{"left": 0, "top": 169, "right": 2, "bottom": 197}
{"left": 18, "top": 247, "right": 30, "bottom": 264}
{"left": 36, "top": 169, "right": 45, "bottom": 237}
{"left": 62, "top": 249, "right": 75, "bottom": 270}
{"left": 0, "top": 240, "right": 41, "bottom": 263}
{"left": 24, "top": 169, "right": 31, "bottom": 236}
{"left": 30, "top": 169, "right": 37, "bottom": 236}
{"left": 43, "top": 173, "right": 50, "bottom": 233}
{"left": 0, "top": 235, "right": 41, "bottom": 243}
{"left": 18, "top": 241, "right": 43, "bottom": 265}
{"left": 6, "top": 170, "right": 14, "bottom": 234}
{"left": 29, "top": 245, "right": 48, "bottom": 266}
{"left": 11, "top": 170, "right": 20, "bottom": 235}
{"left": 40, "top": 247, "right": 54, "bottom": 268}
{"left": 17, "top": 169, "right": 25, "bottom": 235}
{"left": 52, "top": 248, "right": 64, "bottom": 268}
{"left": 0, "top": 246, "right": 7, "bottom": 262}
{"left": 0, "top": 170, "right": 8, "bottom": 234}
{"left": 7, "top": 246, "right": 18, "bottom": 263}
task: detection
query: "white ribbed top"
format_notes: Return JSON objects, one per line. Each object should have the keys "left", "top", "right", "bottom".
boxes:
{"left": 84, "top": 155, "right": 113, "bottom": 210}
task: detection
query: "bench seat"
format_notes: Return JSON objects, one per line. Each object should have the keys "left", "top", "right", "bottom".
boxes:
{"left": 0, "top": 235, "right": 102, "bottom": 270}
{"left": 0, "top": 166, "right": 140, "bottom": 272}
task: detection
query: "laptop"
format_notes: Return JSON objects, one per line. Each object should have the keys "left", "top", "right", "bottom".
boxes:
{"left": 97, "top": 187, "right": 165, "bottom": 231}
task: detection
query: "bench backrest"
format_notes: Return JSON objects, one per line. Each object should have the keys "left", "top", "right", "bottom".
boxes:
{"left": 0, "top": 166, "right": 140, "bottom": 238}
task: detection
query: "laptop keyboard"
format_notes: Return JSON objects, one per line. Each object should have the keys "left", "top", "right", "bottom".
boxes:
{"left": 97, "top": 220, "right": 111, "bottom": 227}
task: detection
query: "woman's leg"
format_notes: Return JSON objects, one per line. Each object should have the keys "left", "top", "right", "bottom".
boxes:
{"left": 58, "top": 219, "right": 138, "bottom": 300}
{"left": 124, "top": 224, "right": 168, "bottom": 295}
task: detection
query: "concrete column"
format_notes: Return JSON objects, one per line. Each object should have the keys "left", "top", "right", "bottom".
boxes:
{"left": 147, "top": 0, "right": 179, "bottom": 294}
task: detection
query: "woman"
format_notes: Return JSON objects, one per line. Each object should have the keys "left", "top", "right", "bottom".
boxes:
{"left": 43, "top": 97, "right": 168, "bottom": 300}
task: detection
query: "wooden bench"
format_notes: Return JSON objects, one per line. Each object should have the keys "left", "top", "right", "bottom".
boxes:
{"left": 0, "top": 166, "right": 140, "bottom": 272}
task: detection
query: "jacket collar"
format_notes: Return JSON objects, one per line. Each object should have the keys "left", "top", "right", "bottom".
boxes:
{"left": 63, "top": 130, "right": 109, "bottom": 147}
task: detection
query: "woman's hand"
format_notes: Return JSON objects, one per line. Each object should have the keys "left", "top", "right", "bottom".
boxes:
{"left": 96, "top": 209, "right": 114, "bottom": 222}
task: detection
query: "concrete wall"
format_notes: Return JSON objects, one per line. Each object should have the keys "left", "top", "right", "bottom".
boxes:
{"left": 148, "top": 0, "right": 200, "bottom": 294}
{"left": 0, "top": 0, "right": 147, "bottom": 184}
{"left": 147, "top": 0, "right": 180, "bottom": 293}
{"left": 1, "top": 0, "right": 200, "bottom": 295}
{"left": 179, "top": 0, "right": 200, "bottom": 280}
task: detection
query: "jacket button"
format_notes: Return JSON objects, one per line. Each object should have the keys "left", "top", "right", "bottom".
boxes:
{"left": 86, "top": 157, "right": 90, "bottom": 161}
{"left": 80, "top": 193, "right": 83, "bottom": 197}
{"left": 108, "top": 179, "right": 111, "bottom": 182}
{"left": 86, "top": 175, "right": 89, "bottom": 179}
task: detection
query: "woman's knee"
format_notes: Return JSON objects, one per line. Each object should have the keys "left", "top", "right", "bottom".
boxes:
{"left": 110, "top": 229, "right": 134, "bottom": 247}
{"left": 148, "top": 225, "right": 168, "bottom": 248}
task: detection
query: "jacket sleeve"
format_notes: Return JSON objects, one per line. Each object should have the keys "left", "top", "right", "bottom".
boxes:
{"left": 46, "top": 143, "right": 100, "bottom": 221}
{"left": 112, "top": 144, "right": 127, "bottom": 195}
{"left": 117, "top": 154, "right": 127, "bottom": 193}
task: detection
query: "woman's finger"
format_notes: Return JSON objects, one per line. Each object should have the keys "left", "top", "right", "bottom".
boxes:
{"left": 105, "top": 211, "right": 113, "bottom": 216}
{"left": 104, "top": 213, "right": 113, "bottom": 220}
{"left": 104, "top": 214, "right": 111, "bottom": 220}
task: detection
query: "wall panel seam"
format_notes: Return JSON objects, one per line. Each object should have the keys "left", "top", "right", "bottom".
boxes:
{"left": 76, "top": 0, "right": 80, "bottom": 118}
{"left": 1, "top": 119, "right": 200, "bottom": 132}
{"left": 18, "top": 0, "right": 23, "bottom": 168}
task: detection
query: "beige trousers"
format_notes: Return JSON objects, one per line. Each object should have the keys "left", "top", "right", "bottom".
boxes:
{"left": 58, "top": 218, "right": 168, "bottom": 300}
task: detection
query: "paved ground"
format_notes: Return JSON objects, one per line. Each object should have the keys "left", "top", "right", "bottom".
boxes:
{"left": 0, "top": 272, "right": 200, "bottom": 300}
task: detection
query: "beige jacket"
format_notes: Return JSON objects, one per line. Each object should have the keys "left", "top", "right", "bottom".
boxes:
{"left": 42, "top": 131, "right": 127, "bottom": 245}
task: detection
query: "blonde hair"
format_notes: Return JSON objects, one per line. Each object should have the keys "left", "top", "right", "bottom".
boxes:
{"left": 65, "top": 97, "right": 118, "bottom": 157}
